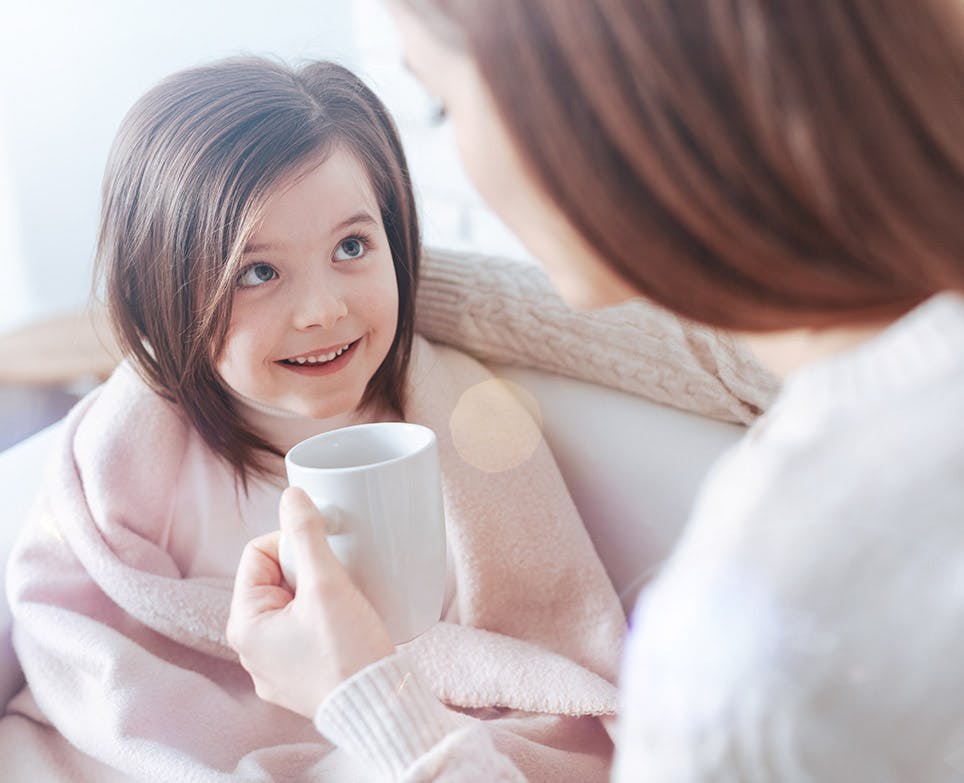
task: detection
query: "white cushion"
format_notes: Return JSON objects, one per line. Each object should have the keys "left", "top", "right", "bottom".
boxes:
{"left": 493, "top": 365, "right": 741, "bottom": 610}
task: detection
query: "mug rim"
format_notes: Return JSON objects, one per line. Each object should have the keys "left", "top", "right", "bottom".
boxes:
{"left": 285, "top": 421, "right": 437, "bottom": 474}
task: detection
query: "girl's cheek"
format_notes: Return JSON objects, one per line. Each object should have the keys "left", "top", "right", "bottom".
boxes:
{"left": 361, "top": 257, "right": 400, "bottom": 319}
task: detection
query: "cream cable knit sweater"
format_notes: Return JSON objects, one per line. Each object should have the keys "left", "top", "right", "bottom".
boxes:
{"left": 414, "top": 248, "right": 779, "bottom": 425}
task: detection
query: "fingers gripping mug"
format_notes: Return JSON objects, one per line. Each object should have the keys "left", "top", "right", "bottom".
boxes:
{"left": 280, "top": 422, "right": 447, "bottom": 644}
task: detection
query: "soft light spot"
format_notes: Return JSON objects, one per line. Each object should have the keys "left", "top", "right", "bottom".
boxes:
{"left": 38, "top": 510, "right": 64, "bottom": 544}
{"left": 449, "top": 378, "right": 543, "bottom": 473}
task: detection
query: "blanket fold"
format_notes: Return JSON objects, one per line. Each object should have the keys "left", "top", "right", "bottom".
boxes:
{"left": 2, "top": 337, "right": 625, "bottom": 782}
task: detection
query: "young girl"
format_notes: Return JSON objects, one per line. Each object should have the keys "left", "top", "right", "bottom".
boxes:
{"left": 0, "top": 58, "right": 630, "bottom": 781}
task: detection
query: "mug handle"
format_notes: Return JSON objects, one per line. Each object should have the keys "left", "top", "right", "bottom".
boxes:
{"left": 311, "top": 499, "right": 344, "bottom": 535}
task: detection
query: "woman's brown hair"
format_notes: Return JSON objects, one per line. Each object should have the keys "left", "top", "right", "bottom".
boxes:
{"left": 96, "top": 58, "right": 420, "bottom": 483}
{"left": 405, "top": 0, "right": 964, "bottom": 331}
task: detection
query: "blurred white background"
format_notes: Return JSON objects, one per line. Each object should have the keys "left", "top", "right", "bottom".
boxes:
{"left": 0, "top": 0, "right": 530, "bottom": 335}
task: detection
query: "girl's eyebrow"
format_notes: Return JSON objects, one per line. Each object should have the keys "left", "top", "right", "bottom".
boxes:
{"left": 332, "top": 211, "right": 377, "bottom": 233}
{"left": 243, "top": 211, "right": 377, "bottom": 255}
{"left": 243, "top": 240, "right": 281, "bottom": 255}
{"left": 241, "top": 242, "right": 278, "bottom": 255}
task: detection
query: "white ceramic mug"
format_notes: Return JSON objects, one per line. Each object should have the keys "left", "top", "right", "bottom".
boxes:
{"left": 280, "top": 422, "right": 446, "bottom": 644}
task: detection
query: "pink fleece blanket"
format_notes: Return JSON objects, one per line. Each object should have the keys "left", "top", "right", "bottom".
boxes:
{"left": 1, "top": 337, "right": 625, "bottom": 781}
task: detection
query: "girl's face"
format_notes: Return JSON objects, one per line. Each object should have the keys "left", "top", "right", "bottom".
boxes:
{"left": 216, "top": 147, "right": 399, "bottom": 419}
{"left": 389, "top": 1, "right": 640, "bottom": 310}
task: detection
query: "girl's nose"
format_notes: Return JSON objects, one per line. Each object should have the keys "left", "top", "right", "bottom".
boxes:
{"left": 294, "top": 289, "right": 348, "bottom": 331}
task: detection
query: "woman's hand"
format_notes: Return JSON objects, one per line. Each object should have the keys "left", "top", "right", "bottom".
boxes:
{"left": 226, "top": 487, "right": 395, "bottom": 719}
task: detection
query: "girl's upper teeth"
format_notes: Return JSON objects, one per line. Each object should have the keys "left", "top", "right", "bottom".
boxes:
{"left": 290, "top": 344, "right": 351, "bottom": 364}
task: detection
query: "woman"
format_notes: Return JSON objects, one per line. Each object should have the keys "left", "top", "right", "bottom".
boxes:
{"left": 228, "top": 0, "right": 964, "bottom": 779}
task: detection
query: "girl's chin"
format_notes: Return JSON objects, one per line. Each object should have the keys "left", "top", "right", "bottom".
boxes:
{"left": 283, "top": 396, "right": 362, "bottom": 422}
{"left": 281, "top": 403, "right": 353, "bottom": 421}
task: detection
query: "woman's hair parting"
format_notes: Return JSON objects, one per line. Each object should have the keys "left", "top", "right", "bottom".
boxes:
{"left": 406, "top": 0, "right": 964, "bottom": 331}
{"left": 96, "top": 58, "right": 420, "bottom": 483}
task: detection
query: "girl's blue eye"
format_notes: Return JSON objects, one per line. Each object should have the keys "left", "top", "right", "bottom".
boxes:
{"left": 334, "top": 236, "right": 367, "bottom": 261}
{"left": 238, "top": 263, "right": 277, "bottom": 288}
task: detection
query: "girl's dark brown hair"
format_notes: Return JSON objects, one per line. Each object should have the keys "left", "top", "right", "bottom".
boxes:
{"left": 406, "top": 0, "right": 964, "bottom": 331}
{"left": 96, "top": 58, "right": 420, "bottom": 483}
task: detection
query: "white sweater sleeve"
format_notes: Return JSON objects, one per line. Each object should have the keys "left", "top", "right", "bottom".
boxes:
{"left": 314, "top": 651, "right": 527, "bottom": 782}
{"left": 610, "top": 589, "right": 783, "bottom": 781}
{"left": 415, "top": 248, "right": 778, "bottom": 426}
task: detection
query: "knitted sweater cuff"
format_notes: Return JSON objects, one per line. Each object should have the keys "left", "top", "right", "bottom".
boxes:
{"left": 314, "top": 650, "right": 461, "bottom": 778}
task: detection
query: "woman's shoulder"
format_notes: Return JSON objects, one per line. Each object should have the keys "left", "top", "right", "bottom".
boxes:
{"left": 679, "top": 400, "right": 964, "bottom": 621}
{"left": 619, "top": 504, "right": 964, "bottom": 778}
{"left": 688, "top": 377, "right": 964, "bottom": 539}
{"left": 617, "top": 404, "right": 964, "bottom": 778}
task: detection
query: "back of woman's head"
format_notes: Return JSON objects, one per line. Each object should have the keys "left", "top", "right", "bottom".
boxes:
{"left": 407, "top": 0, "right": 964, "bottom": 330}
{"left": 96, "top": 58, "right": 419, "bottom": 481}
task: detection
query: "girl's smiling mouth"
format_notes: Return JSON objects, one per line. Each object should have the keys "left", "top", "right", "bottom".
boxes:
{"left": 277, "top": 338, "right": 361, "bottom": 374}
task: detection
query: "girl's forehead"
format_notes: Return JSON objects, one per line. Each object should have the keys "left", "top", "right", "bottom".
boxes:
{"left": 248, "top": 148, "right": 382, "bottom": 247}
{"left": 272, "top": 147, "right": 376, "bottom": 205}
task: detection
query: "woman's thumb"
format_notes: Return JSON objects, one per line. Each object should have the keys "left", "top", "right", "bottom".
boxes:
{"left": 280, "top": 487, "right": 338, "bottom": 586}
